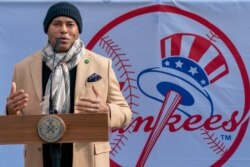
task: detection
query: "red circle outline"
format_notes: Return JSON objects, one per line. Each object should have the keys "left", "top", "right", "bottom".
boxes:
{"left": 87, "top": 4, "right": 250, "bottom": 166}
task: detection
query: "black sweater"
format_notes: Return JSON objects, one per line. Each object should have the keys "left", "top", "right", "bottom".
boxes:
{"left": 42, "top": 62, "right": 77, "bottom": 167}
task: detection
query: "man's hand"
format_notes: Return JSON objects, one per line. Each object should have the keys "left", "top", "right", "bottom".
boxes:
{"left": 6, "top": 82, "right": 28, "bottom": 115}
{"left": 75, "top": 85, "right": 110, "bottom": 113}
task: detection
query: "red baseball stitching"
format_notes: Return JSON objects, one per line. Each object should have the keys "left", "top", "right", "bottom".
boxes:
{"left": 201, "top": 128, "right": 228, "bottom": 156}
{"left": 201, "top": 33, "right": 228, "bottom": 157}
{"left": 110, "top": 134, "right": 128, "bottom": 156}
{"left": 206, "top": 30, "right": 220, "bottom": 42}
{"left": 99, "top": 35, "right": 138, "bottom": 156}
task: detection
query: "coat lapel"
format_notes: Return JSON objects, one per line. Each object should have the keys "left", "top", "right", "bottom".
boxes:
{"left": 74, "top": 50, "right": 92, "bottom": 104}
{"left": 29, "top": 52, "right": 43, "bottom": 101}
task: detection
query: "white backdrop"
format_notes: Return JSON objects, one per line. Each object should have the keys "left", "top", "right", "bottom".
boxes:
{"left": 0, "top": 0, "right": 249, "bottom": 167}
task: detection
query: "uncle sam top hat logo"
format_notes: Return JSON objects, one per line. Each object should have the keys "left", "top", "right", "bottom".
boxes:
{"left": 137, "top": 33, "right": 229, "bottom": 118}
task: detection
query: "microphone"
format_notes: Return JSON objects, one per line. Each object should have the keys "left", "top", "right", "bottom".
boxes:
{"left": 49, "top": 38, "right": 61, "bottom": 114}
{"left": 53, "top": 38, "right": 61, "bottom": 52}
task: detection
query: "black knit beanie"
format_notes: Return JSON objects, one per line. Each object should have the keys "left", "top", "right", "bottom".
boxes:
{"left": 43, "top": 2, "right": 82, "bottom": 34}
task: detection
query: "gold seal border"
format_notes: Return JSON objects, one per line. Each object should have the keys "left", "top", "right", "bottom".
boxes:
{"left": 37, "top": 115, "right": 66, "bottom": 143}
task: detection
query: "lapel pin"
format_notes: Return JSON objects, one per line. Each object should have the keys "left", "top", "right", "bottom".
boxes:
{"left": 84, "top": 59, "right": 90, "bottom": 64}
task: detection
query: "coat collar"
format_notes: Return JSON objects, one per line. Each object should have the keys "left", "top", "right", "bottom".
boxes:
{"left": 28, "top": 50, "right": 92, "bottom": 104}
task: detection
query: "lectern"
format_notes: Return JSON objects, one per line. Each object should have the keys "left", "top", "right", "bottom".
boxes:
{"left": 0, "top": 113, "right": 109, "bottom": 144}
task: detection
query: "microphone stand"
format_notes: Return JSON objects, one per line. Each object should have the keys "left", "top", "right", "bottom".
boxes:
{"left": 49, "top": 38, "right": 61, "bottom": 167}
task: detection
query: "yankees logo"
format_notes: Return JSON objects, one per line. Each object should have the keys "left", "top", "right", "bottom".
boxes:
{"left": 87, "top": 4, "right": 250, "bottom": 167}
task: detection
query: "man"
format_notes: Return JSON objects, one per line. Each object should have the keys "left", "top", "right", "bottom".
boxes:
{"left": 6, "top": 2, "right": 132, "bottom": 167}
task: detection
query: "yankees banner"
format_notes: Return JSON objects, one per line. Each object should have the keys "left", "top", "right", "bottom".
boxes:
{"left": 0, "top": 0, "right": 249, "bottom": 167}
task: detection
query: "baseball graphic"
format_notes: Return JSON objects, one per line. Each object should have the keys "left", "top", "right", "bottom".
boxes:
{"left": 1, "top": 2, "right": 250, "bottom": 167}
{"left": 87, "top": 5, "right": 250, "bottom": 167}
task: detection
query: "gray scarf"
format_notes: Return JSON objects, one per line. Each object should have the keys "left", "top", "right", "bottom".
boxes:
{"left": 41, "top": 38, "right": 84, "bottom": 114}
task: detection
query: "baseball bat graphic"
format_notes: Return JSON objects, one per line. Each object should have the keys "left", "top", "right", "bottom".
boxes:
{"left": 136, "top": 90, "right": 181, "bottom": 166}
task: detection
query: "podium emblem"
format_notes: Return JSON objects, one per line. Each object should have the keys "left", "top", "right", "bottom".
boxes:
{"left": 37, "top": 115, "right": 66, "bottom": 143}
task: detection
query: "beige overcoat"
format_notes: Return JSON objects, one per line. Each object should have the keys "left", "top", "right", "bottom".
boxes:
{"left": 11, "top": 49, "right": 132, "bottom": 167}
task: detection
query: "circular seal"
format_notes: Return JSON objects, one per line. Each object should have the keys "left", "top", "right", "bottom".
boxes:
{"left": 37, "top": 115, "right": 66, "bottom": 143}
